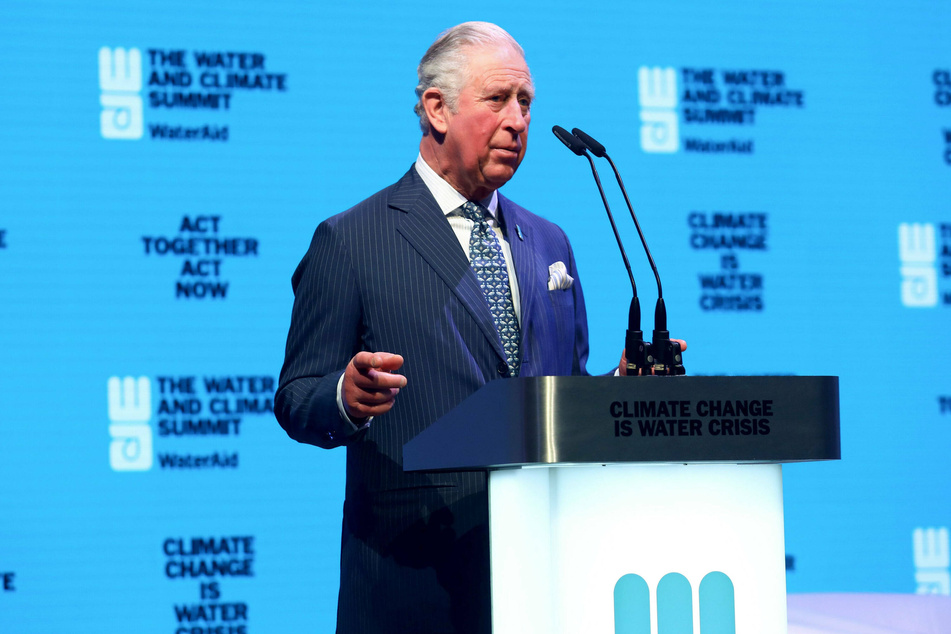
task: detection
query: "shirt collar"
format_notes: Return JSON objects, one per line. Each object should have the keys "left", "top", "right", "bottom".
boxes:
{"left": 414, "top": 154, "right": 499, "bottom": 219}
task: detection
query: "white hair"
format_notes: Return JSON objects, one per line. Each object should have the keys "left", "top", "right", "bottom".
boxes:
{"left": 414, "top": 22, "right": 527, "bottom": 133}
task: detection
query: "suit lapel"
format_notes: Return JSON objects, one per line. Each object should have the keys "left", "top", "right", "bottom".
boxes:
{"left": 391, "top": 169, "right": 506, "bottom": 363}
{"left": 498, "top": 195, "right": 538, "bottom": 348}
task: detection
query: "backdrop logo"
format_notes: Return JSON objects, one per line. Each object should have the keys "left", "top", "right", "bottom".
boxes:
{"left": 107, "top": 376, "right": 153, "bottom": 471}
{"left": 103, "top": 373, "right": 273, "bottom": 471}
{"left": 913, "top": 527, "right": 950, "bottom": 594}
{"left": 898, "top": 223, "right": 938, "bottom": 307}
{"left": 638, "top": 67, "right": 680, "bottom": 153}
{"left": 614, "top": 572, "right": 735, "bottom": 633}
{"left": 98, "top": 47, "right": 289, "bottom": 142}
{"left": 98, "top": 47, "right": 144, "bottom": 140}
{"left": 639, "top": 67, "right": 806, "bottom": 156}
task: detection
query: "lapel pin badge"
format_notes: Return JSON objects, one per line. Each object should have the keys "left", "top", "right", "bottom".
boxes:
{"left": 516, "top": 224, "right": 524, "bottom": 241}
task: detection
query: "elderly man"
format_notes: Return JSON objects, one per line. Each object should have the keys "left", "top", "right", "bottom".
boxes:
{"left": 276, "top": 22, "right": 591, "bottom": 634}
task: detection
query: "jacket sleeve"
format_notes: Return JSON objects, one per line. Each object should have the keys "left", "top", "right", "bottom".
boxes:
{"left": 274, "top": 219, "right": 366, "bottom": 448}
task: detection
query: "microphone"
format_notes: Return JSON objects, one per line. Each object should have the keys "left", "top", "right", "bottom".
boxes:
{"left": 551, "top": 125, "right": 588, "bottom": 156}
{"left": 571, "top": 127, "right": 684, "bottom": 375}
{"left": 552, "top": 125, "right": 648, "bottom": 374}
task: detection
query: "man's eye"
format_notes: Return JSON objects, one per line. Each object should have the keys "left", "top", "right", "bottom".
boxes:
{"left": 519, "top": 98, "right": 531, "bottom": 108}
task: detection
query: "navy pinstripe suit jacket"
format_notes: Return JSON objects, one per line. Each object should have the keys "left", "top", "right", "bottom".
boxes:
{"left": 276, "top": 167, "right": 590, "bottom": 634}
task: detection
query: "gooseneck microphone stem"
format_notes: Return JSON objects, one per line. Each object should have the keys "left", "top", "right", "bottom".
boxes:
{"left": 552, "top": 125, "right": 646, "bottom": 371}
{"left": 572, "top": 128, "right": 663, "bottom": 304}
{"left": 603, "top": 155, "right": 663, "bottom": 301}
{"left": 581, "top": 153, "right": 637, "bottom": 298}
{"left": 551, "top": 126, "right": 637, "bottom": 298}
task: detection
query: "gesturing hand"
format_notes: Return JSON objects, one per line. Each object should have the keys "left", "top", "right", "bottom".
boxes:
{"left": 342, "top": 352, "right": 406, "bottom": 420}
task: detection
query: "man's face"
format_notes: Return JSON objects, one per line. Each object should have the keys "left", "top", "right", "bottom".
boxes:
{"left": 439, "top": 45, "right": 534, "bottom": 200}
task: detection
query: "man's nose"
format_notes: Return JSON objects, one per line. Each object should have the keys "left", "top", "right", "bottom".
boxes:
{"left": 502, "top": 99, "right": 529, "bottom": 134}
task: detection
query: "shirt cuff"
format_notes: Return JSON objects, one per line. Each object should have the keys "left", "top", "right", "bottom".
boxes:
{"left": 336, "top": 372, "right": 372, "bottom": 430}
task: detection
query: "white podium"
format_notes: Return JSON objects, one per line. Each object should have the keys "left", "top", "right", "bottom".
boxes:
{"left": 404, "top": 376, "right": 840, "bottom": 634}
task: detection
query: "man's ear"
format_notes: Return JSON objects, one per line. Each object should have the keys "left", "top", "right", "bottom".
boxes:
{"left": 421, "top": 87, "right": 450, "bottom": 135}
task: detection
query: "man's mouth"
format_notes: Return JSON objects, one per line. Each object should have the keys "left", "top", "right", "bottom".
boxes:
{"left": 492, "top": 147, "right": 520, "bottom": 158}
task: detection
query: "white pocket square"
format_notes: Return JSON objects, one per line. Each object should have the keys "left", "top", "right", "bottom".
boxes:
{"left": 548, "top": 261, "right": 574, "bottom": 291}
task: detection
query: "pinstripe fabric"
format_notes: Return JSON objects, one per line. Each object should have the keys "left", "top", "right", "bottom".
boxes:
{"left": 275, "top": 167, "right": 590, "bottom": 634}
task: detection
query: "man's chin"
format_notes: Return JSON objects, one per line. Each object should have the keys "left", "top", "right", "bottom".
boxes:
{"left": 482, "top": 163, "right": 519, "bottom": 190}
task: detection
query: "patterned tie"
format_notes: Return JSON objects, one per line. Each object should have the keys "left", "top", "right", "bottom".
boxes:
{"left": 462, "top": 201, "right": 521, "bottom": 377}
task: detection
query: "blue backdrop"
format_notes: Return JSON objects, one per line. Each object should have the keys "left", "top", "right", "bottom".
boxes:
{"left": 1, "top": 1, "right": 949, "bottom": 631}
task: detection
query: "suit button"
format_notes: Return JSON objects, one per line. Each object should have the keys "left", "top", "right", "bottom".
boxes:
{"left": 497, "top": 362, "right": 509, "bottom": 377}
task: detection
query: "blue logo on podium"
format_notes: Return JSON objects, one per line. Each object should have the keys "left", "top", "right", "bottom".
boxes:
{"left": 615, "top": 572, "right": 735, "bottom": 634}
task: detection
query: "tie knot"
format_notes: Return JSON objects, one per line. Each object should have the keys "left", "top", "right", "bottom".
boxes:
{"left": 461, "top": 201, "right": 488, "bottom": 224}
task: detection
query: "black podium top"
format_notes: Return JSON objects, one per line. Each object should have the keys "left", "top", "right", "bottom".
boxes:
{"left": 403, "top": 376, "right": 840, "bottom": 471}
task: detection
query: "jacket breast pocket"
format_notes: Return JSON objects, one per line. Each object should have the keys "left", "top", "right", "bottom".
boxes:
{"left": 547, "top": 288, "right": 575, "bottom": 349}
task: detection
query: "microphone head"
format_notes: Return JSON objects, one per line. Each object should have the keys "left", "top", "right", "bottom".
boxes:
{"left": 552, "top": 125, "right": 587, "bottom": 156}
{"left": 571, "top": 128, "right": 606, "bottom": 158}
